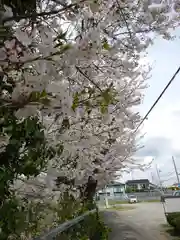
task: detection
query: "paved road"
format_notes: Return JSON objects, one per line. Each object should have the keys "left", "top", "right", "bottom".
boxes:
{"left": 102, "top": 202, "right": 172, "bottom": 240}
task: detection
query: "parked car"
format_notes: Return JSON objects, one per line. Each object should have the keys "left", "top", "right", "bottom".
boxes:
{"left": 173, "top": 190, "right": 180, "bottom": 196}
{"left": 128, "top": 195, "right": 138, "bottom": 203}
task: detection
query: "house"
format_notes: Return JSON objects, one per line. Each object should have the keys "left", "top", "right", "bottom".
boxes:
{"left": 126, "top": 179, "right": 150, "bottom": 191}
{"left": 169, "top": 183, "right": 180, "bottom": 190}
{"left": 172, "top": 183, "right": 180, "bottom": 188}
{"left": 97, "top": 181, "right": 126, "bottom": 199}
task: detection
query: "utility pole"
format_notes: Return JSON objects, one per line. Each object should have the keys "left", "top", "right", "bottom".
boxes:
{"left": 104, "top": 185, "right": 109, "bottom": 209}
{"left": 151, "top": 172, "right": 154, "bottom": 184}
{"left": 172, "top": 156, "right": 180, "bottom": 184}
{"left": 131, "top": 170, "right": 134, "bottom": 180}
{"left": 155, "top": 164, "right": 163, "bottom": 191}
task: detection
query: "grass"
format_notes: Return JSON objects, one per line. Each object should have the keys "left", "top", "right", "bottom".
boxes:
{"left": 108, "top": 200, "right": 128, "bottom": 205}
{"left": 108, "top": 205, "right": 136, "bottom": 211}
{"left": 108, "top": 199, "right": 160, "bottom": 205}
{"left": 141, "top": 199, "right": 160, "bottom": 203}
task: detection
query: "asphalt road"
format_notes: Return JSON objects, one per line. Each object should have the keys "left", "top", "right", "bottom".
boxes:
{"left": 102, "top": 202, "right": 172, "bottom": 240}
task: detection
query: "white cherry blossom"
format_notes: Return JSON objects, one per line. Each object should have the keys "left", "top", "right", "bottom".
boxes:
{"left": 0, "top": 0, "right": 179, "bottom": 198}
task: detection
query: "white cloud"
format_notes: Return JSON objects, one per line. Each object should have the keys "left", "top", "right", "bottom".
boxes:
{"left": 122, "top": 29, "right": 180, "bottom": 185}
{"left": 142, "top": 103, "right": 180, "bottom": 151}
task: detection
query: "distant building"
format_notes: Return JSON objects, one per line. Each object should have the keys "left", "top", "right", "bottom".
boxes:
{"left": 96, "top": 179, "right": 159, "bottom": 201}
{"left": 173, "top": 183, "right": 180, "bottom": 187}
{"left": 169, "top": 183, "right": 180, "bottom": 190}
{"left": 97, "top": 181, "right": 126, "bottom": 198}
{"left": 126, "top": 179, "right": 150, "bottom": 191}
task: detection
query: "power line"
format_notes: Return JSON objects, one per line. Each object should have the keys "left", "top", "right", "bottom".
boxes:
{"left": 160, "top": 171, "right": 175, "bottom": 178}
{"left": 135, "top": 66, "right": 180, "bottom": 132}
{"left": 161, "top": 176, "right": 175, "bottom": 183}
{"left": 122, "top": 66, "right": 180, "bottom": 165}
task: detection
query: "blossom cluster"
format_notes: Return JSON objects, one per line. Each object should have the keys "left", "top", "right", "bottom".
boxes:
{"left": 0, "top": 0, "right": 179, "bottom": 197}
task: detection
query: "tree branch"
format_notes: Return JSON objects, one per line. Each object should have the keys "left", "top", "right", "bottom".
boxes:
{"left": 3, "top": 0, "right": 86, "bottom": 23}
{"left": 75, "top": 66, "right": 102, "bottom": 92}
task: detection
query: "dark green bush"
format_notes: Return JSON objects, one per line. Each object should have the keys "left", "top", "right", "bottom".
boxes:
{"left": 57, "top": 210, "right": 110, "bottom": 240}
{"left": 173, "top": 216, "right": 180, "bottom": 231}
{"left": 166, "top": 212, "right": 180, "bottom": 231}
{"left": 25, "top": 192, "right": 110, "bottom": 240}
{"left": 55, "top": 193, "right": 110, "bottom": 240}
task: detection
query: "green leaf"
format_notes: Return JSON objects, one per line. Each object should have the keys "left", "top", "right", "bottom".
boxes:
{"left": 40, "top": 89, "right": 47, "bottom": 98}
{"left": 72, "top": 92, "right": 79, "bottom": 111}
{"left": 100, "top": 103, "right": 108, "bottom": 114}
{"left": 39, "top": 97, "right": 50, "bottom": 106}
{"left": 29, "top": 91, "right": 40, "bottom": 102}
{"left": 4, "top": 125, "right": 13, "bottom": 134}
{"left": 61, "top": 44, "right": 71, "bottom": 52}
{"left": 29, "top": 90, "right": 50, "bottom": 105}
{"left": 101, "top": 88, "right": 113, "bottom": 106}
{"left": 99, "top": 87, "right": 117, "bottom": 114}
{"left": 103, "top": 42, "right": 110, "bottom": 50}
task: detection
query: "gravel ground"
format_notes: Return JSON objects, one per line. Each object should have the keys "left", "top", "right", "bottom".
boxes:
{"left": 102, "top": 202, "right": 173, "bottom": 240}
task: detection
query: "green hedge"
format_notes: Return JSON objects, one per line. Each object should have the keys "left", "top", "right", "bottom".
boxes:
{"left": 57, "top": 210, "right": 110, "bottom": 240}
{"left": 166, "top": 212, "right": 180, "bottom": 231}
{"left": 0, "top": 192, "right": 110, "bottom": 240}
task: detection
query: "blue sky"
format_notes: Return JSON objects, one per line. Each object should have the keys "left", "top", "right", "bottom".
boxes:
{"left": 122, "top": 29, "right": 180, "bottom": 186}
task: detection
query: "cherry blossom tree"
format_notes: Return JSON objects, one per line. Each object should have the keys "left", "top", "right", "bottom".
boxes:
{"left": 1, "top": 0, "right": 180, "bottom": 194}
{"left": 0, "top": 1, "right": 180, "bottom": 237}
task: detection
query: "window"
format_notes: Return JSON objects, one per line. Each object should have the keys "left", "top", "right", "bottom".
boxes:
{"left": 99, "top": 192, "right": 110, "bottom": 196}
{"left": 113, "top": 186, "right": 124, "bottom": 193}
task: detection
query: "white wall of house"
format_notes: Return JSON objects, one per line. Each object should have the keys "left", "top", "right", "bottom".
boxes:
{"left": 107, "top": 186, "right": 114, "bottom": 196}
{"left": 98, "top": 185, "right": 125, "bottom": 197}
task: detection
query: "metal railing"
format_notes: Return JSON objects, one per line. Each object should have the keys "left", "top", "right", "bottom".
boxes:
{"left": 33, "top": 209, "right": 96, "bottom": 240}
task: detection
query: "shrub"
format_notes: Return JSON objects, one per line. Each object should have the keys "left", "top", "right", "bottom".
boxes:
{"left": 166, "top": 212, "right": 180, "bottom": 231}
{"left": 173, "top": 215, "right": 180, "bottom": 231}
{"left": 2, "top": 192, "right": 110, "bottom": 240}
{"left": 58, "top": 210, "right": 110, "bottom": 240}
